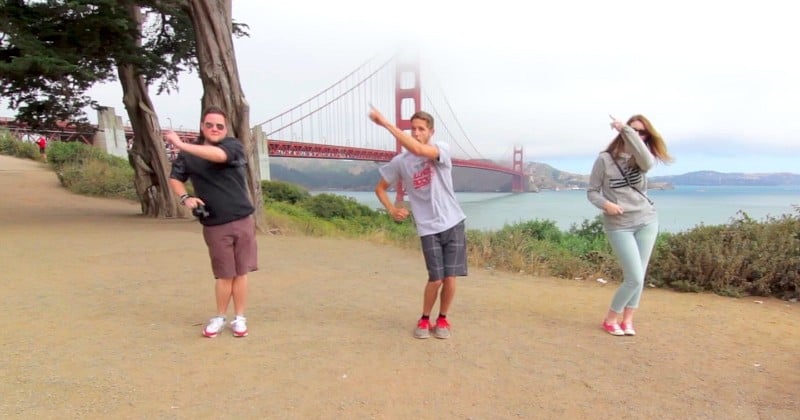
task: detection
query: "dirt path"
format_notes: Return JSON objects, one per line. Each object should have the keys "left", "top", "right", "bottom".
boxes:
{"left": 0, "top": 155, "right": 798, "bottom": 419}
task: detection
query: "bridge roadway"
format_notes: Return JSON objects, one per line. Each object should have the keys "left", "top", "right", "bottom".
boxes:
{"left": 0, "top": 118, "right": 526, "bottom": 183}
{"left": 267, "top": 139, "right": 521, "bottom": 176}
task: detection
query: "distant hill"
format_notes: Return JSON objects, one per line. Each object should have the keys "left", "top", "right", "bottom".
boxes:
{"left": 268, "top": 158, "right": 517, "bottom": 192}
{"left": 268, "top": 158, "right": 590, "bottom": 192}
{"left": 650, "top": 171, "right": 800, "bottom": 186}
{"left": 269, "top": 158, "right": 380, "bottom": 191}
{"left": 268, "top": 158, "right": 800, "bottom": 192}
{"left": 524, "top": 162, "right": 588, "bottom": 191}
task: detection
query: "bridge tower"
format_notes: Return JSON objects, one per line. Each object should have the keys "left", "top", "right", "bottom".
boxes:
{"left": 394, "top": 55, "right": 421, "bottom": 203}
{"left": 511, "top": 145, "right": 525, "bottom": 192}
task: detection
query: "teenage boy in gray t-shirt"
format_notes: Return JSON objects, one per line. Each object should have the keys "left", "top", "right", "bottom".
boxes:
{"left": 370, "top": 107, "right": 467, "bottom": 339}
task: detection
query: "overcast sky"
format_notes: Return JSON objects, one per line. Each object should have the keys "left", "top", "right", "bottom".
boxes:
{"left": 3, "top": 0, "right": 798, "bottom": 176}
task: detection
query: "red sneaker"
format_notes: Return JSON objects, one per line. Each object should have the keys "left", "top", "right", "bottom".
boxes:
{"left": 414, "top": 318, "right": 431, "bottom": 339}
{"left": 433, "top": 317, "right": 451, "bottom": 339}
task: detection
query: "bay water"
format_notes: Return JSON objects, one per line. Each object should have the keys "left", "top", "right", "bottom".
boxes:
{"left": 318, "top": 186, "right": 800, "bottom": 233}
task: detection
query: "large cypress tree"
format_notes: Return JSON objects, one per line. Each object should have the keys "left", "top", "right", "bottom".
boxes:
{"left": 0, "top": 1, "right": 259, "bottom": 222}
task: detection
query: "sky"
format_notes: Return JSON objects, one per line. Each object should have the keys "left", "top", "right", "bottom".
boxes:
{"left": 3, "top": 0, "right": 799, "bottom": 176}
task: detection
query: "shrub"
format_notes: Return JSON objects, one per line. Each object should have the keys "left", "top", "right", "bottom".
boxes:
{"left": 511, "top": 219, "right": 563, "bottom": 242}
{"left": 58, "top": 159, "right": 137, "bottom": 200}
{"left": 43, "top": 141, "right": 136, "bottom": 201}
{"left": 261, "top": 180, "right": 310, "bottom": 204}
{"left": 467, "top": 220, "right": 605, "bottom": 278}
{"left": 264, "top": 201, "right": 338, "bottom": 236}
{"left": 649, "top": 211, "right": 800, "bottom": 299}
{"left": 302, "top": 193, "right": 377, "bottom": 219}
{"left": 0, "top": 132, "right": 41, "bottom": 160}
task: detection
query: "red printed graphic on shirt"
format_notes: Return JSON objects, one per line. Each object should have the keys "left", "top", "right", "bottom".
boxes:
{"left": 412, "top": 162, "right": 433, "bottom": 189}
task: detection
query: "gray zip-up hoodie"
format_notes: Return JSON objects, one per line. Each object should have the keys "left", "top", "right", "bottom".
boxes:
{"left": 587, "top": 125, "right": 657, "bottom": 230}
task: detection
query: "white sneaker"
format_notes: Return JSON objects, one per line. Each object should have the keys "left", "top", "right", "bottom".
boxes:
{"left": 203, "top": 316, "right": 225, "bottom": 338}
{"left": 231, "top": 316, "right": 248, "bottom": 337}
{"left": 621, "top": 322, "right": 636, "bottom": 336}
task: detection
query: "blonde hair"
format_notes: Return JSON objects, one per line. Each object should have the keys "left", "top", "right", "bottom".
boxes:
{"left": 605, "top": 114, "right": 673, "bottom": 165}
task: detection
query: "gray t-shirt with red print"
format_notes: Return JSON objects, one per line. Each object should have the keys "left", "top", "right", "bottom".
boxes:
{"left": 379, "top": 141, "right": 466, "bottom": 236}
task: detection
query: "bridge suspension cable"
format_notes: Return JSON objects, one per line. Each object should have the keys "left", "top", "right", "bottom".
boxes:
{"left": 255, "top": 54, "right": 398, "bottom": 152}
{"left": 254, "top": 53, "right": 501, "bottom": 166}
{"left": 254, "top": 54, "right": 383, "bottom": 128}
{"left": 421, "top": 71, "right": 485, "bottom": 161}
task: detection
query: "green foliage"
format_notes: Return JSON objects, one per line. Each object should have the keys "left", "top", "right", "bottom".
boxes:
{"left": 468, "top": 218, "right": 613, "bottom": 278}
{"left": 43, "top": 141, "right": 137, "bottom": 200}
{"left": 47, "top": 140, "right": 129, "bottom": 170}
{"left": 264, "top": 201, "right": 338, "bottom": 236}
{"left": 261, "top": 186, "right": 416, "bottom": 242}
{"left": 568, "top": 215, "right": 606, "bottom": 242}
{"left": 301, "top": 193, "right": 378, "bottom": 219}
{"left": 0, "top": 132, "right": 41, "bottom": 160}
{"left": 0, "top": 1, "right": 248, "bottom": 129}
{"left": 0, "top": 1, "right": 133, "bottom": 127}
{"left": 261, "top": 180, "right": 311, "bottom": 204}
{"left": 510, "top": 219, "right": 563, "bottom": 242}
{"left": 649, "top": 211, "right": 800, "bottom": 299}
{"left": 465, "top": 212, "right": 799, "bottom": 300}
{"left": 370, "top": 214, "right": 418, "bottom": 244}
{"left": 58, "top": 158, "right": 137, "bottom": 200}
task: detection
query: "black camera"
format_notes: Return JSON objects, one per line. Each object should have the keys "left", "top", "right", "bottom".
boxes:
{"left": 192, "top": 204, "right": 210, "bottom": 219}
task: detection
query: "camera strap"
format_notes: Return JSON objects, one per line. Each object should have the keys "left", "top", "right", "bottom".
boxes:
{"left": 606, "top": 152, "right": 654, "bottom": 205}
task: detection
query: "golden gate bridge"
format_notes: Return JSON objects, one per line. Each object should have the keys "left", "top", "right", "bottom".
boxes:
{"left": 0, "top": 54, "right": 527, "bottom": 192}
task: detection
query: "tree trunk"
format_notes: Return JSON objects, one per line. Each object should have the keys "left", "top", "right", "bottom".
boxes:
{"left": 119, "top": 4, "right": 183, "bottom": 218}
{"left": 184, "top": 0, "right": 265, "bottom": 231}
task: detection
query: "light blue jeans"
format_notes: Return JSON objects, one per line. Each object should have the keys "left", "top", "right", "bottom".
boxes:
{"left": 606, "top": 221, "right": 659, "bottom": 313}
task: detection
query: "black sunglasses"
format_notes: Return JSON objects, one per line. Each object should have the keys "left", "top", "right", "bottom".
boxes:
{"left": 203, "top": 122, "right": 226, "bottom": 130}
{"left": 634, "top": 128, "right": 649, "bottom": 137}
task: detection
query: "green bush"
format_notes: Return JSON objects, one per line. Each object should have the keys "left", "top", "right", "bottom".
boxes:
{"left": 47, "top": 140, "right": 119, "bottom": 169}
{"left": 0, "top": 132, "right": 41, "bottom": 160}
{"left": 302, "top": 193, "right": 377, "bottom": 219}
{"left": 264, "top": 200, "right": 338, "bottom": 236}
{"left": 466, "top": 217, "right": 616, "bottom": 278}
{"left": 261, "top": 180, "right": 311, "bottom": 204}
{"left": 58, "top": 159, "right": 137, "bottom": 200}
{"left": 43, "top": 141, "right": 136, "bottom": 201}
{"left": 512, "top": 219, "right": 563, "bottom": 242}
{"left": 649, "top": 211, "right": 800, "bottom": 299}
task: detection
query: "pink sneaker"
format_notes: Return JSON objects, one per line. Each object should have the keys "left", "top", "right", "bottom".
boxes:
{"left": 433, "top": 317, "right": 451, "bottom": 339}
{"left": 602, "top": 321, "right": 624, "bottom": 336}
{"left": 620, "top": 322, "right": 636, "bottom": 336}
{"left": 414, "top": 318, "right": 431, "bottom": 339}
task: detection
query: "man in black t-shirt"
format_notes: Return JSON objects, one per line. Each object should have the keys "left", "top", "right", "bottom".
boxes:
{"left": 166, "top": 106, "right": 258, "bottom": 338}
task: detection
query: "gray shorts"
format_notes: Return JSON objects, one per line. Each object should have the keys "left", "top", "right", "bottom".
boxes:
{"left": 202, "top": 215, "right": 258, "bottom": 279}
{"left": 420, "top": 220, "right": 468, "bottom": 281}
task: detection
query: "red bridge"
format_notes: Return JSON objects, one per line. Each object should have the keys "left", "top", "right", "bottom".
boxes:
{"left": 1, "top": 54, "right": 527, "bottom": 192}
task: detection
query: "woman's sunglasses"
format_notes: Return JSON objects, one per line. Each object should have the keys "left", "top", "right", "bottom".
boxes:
{"left": 203, "top": 122, "right": 226, "bottom": 130}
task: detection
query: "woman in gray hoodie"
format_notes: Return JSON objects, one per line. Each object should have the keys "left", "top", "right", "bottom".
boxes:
{"left": 587, "top": 114, "right": 673, "bottom": 336}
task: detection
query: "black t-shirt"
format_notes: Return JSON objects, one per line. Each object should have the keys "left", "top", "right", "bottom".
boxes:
{"left": 169, "top": 137, "right": 254, "bottom": 226}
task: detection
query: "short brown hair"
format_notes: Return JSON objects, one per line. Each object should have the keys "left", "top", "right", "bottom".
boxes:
{"left": 411, "top": 111, "right": 434, "bottom": 129}
{"left": 202, "top": 106, "right": 227, "bottom": 122}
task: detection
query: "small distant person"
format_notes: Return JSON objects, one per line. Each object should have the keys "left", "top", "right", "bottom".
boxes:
{"left": 165, "top": 106, "right": 258, "bottom": 338}
{"left": 369, "top": 107, "right": 467, "bottom": 339}
{"left": 36, "top": 136, "right": 47, "bottom": 161}
{"left": 587, "top": 114, "right": 673, "bottom": 336}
